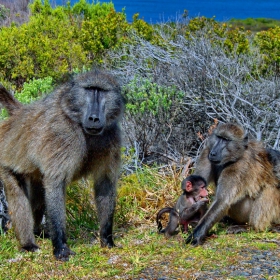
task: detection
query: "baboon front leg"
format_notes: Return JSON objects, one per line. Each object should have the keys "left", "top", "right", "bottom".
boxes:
{"left": 44, "top": 179, "right": 75, "bottom": 261}
{"left": 95, "top": 176, "right": 116, "bottom": 248}
{"left": 2, "top": 171, "right": 38, "bottom": 251}
{"left": 186, "top": 199, "right": 228, "bottom": 246}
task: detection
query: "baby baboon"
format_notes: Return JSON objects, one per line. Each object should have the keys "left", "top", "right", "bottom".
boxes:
{"left": 0, "top": 69, "right": 124, "bottom": 261}
{"left": 157, "top": 175, "right": 208, "bottom": 237}
{"left": 186, "top": 122, "right": 280, "bottom": 246}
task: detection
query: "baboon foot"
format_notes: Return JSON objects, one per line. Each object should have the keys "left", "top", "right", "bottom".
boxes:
{"left": 226, "top": 225, "right": 249, "bottom": 234}
{"left": 54, "top": 244, "right": 76, "bottom": 261}
{"left": 21, "top": 243, "right": 40, "bottom": 252}
{"left": 100, "top": 237, "right": 116, "bottom": 248}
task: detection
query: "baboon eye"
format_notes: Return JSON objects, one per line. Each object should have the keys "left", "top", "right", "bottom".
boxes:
{"left": 85, "top": 86, "right": 105, "bottom": 92}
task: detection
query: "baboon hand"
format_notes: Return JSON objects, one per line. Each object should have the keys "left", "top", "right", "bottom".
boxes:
{"left": 185, "top": 232, "right": 205, "bottom": 246}
{"left": 54, "top": 244, "right": 76, "bottom": 261}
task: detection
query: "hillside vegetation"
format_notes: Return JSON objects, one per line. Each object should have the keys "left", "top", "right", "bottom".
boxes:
{"left": 0, "top": 1, "right": 280, "bottom": 278}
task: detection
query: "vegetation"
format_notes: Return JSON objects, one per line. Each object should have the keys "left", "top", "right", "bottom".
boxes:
{"left": 1, "top": 167, "right": 280, "bottom": 279}
{"left": 1, "top": 0, "right": 280, "bottom": 278}
{"left": 1, "top": 226, "right": 280, "bottom": 279}
{"left": 229, "top": 17, "right": 280, "bottom": 32}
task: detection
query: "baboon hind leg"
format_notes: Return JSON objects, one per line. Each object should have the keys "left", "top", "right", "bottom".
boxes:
{"left": 1, "top": 169, "right": 38, "bottom": 251}
{"left": 249, "top": 187, "right": 280, "bottom": 232}
{"left": 44, "top": 178, "right": 75, "bottom": 261}
{"left": 28, "top": 178, "right": 48, "bottom": 237}
{"left": 95, "top": 175, "right": 117, "bottom": 248}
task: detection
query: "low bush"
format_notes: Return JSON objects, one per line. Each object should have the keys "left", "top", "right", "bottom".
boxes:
{"left": 0, "top": 0, "right": 131, "bottom": 88}
{"left": 254, "top": 26, "right": 280, "bottom": 76}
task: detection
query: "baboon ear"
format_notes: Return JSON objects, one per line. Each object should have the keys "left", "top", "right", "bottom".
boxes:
{"left": 185, "top": 181, "right": 193, "bottom": 192}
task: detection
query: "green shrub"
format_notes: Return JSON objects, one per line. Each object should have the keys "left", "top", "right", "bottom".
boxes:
{"left": 79, "top": 9, "right": 130, "bottom": 58}
{"left": 130, "top": 13, "right": 154, "bottom": 41}
{"left": 185, "top": 17, "right": 251, "bottom": 55}
{"left": 123, "top": 76, "right": 184, "bottom": 157}
{"left": 71, "top": 0, "right": 114, "bottom": 18}
{"left": 124, "top": 76, "right": 184, "bottom": 117}
{"left": 0, "top": 76, "right": 54, "bottom": 119}
{"left": 15, "top": 76, "right": 54, "bottom": 103}
{"left": 0, "top": 0, "right": 131, "bottom": 88}
{"left": 254, "top": 26, "right": 280, "bottom": 75}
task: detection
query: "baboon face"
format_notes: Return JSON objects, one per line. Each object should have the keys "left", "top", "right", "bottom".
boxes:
{"left": 82, "top": 87, "right": 106, "bottom": 135}
{"left": 182, "top": 175, "right": 208, "bottom": 203}
{"left": 61, "top": 71, "right": 123, "bottom": 136}
{"left": 208, "top": 123, "right": 248, "bottom": 165}
{"left": 191, "top": 180, "right": 208, "bottom": 202}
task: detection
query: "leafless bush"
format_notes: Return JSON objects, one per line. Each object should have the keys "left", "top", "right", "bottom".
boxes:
{"left": 0, "top": 0, "right": 30, "bottom": 26}
{"left": 104, "top": 22, "right": 280, "bottom": 168}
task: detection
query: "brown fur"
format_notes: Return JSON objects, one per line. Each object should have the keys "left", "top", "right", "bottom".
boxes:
{"left": 186, "top": 122, "right": 280, "bottom": 245}
{"left": 0, "top": 69, "right": 124, "bottom": 260}
{"left": 156, "top": 175, "right": 208, "bottom": 237}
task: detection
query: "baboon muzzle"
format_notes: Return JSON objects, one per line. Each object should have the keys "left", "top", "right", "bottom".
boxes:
{"left": 84, "top": 114, "right": 104, "bottom": 135}
{"left": 83, "top": 89, "right": 106, "bottom": 135}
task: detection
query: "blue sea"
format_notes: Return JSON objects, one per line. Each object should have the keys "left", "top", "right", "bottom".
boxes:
{"left": 53, "top": 0, "right": 280, "bottom": 23}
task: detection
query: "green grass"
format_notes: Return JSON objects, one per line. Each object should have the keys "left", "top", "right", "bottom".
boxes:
{"left": 1, "top": 226, "right": 280, "bottom": 279}
{"left": 1, "top": 167, "right": 280, "bottom": 279}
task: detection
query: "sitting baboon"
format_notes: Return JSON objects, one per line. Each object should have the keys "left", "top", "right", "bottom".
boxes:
{"left": 186, "top": 122, "right": 280, "bottom": 246}
{"left": 156, "top": 175, "right": 208, "bottom": 237}
{"left": 0, "top": 69, "right": 124, "bottom": 261}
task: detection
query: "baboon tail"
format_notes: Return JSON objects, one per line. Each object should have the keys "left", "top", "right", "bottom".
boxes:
{"left": 156, "top": 207, "right": 174, "bottom": 233}
{"left": 0, "top": 84, "right": 22, "bottom": 115}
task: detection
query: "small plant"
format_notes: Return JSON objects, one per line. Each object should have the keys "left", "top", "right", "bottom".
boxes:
{"left": 14, "top": 76, "right": 54, "bottom": 103}
{"left": 123, "top": 76, "right": 185, "bottom": 158}
{"left": 0, "top": 77, "right": 54, "bottom": 119}
{"left": 125, "top": 76, "right": 184, "bottom": 117}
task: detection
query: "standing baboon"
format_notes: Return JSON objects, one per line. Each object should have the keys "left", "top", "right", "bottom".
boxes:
{"left": 186, "top": 122, "right": 280, "bottom": 246}
{"left": 0, "top": 69, "right": 124, "bottom": 261}
{"left": 156, "top": 175, "right": 208, "bottom": 237}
